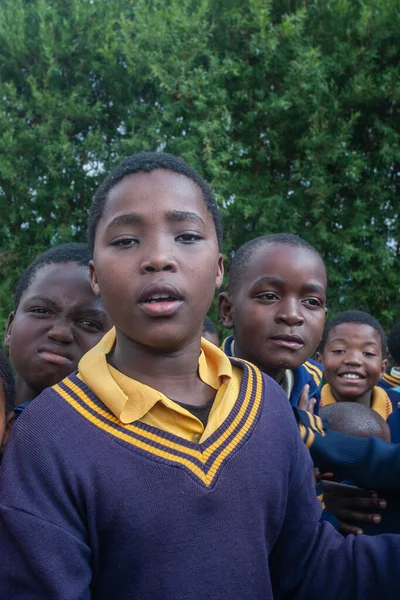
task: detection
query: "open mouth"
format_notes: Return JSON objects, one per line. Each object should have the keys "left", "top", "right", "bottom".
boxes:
{"left": 138, "top": 284, "right": 184, "bottom": 317}
{"left": 143, "top": 293, "right": 180, "bottom": 304}
{"left": 338, "top": 373, "right": 366, "bottom": 380}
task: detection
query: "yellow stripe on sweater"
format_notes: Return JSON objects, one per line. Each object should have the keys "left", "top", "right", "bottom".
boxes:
{"left": 55, "top": 363, "right": 263, "bottom": 488}
{"left": 62, "top": 378, "right": 203, "bottom": 461}
{"left": 54, "top": 383, "right": 208, "bottom": 485}
{"left": 303, "top": 363, "right": 321, "bottom": 387}
{"left": 205, "top": 365, "right": 263, "bottom": 484}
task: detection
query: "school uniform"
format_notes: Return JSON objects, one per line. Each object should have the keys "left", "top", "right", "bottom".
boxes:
{"left": 222, "top": 335, "right": 323, "bottom": 411}
{"left": 2, "top": 329, "right": 400, "bottom": 599}
{"left": 321, "top": 383, "right": 393, "bottom": 420}
{"left": 387, "top": 392, "right": 400, "bottom": 443}
{"left": 378, "top": 367, "right": 400, "bottom": 392}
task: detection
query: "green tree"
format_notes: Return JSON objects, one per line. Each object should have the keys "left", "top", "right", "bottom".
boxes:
{"left": 0, "top": 0, "right": 399, "bottom": 333}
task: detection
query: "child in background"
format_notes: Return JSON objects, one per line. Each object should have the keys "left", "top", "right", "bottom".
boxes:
{"left": 2, "top": 153, "right": 400, "bottom": 600}
{"left": 219, "top": 234, "right": 325, "bottom": 410}
{"left": 202, "top": 315, "right": 219, "bottom": 346}
{"left": 4, "top": 243, "right": 112, "bottom": 408}
{"left": 318, "top": 311, "right": 392, "bottom": 421}
{"left": 0, "top": 350, "right": 15, "bottom": 457}
{"left": 219, "top": 237, "right": 388, "bottom": 533}
{"left": 379, "top": 320, "right": 400, "bottom": 393}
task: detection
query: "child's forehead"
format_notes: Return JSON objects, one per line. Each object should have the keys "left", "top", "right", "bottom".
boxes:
{"left": 246, "top": 243, "right": 327, "bottom": 286}
{"left": 104, "top": 169, "right": 208, "bottom": 217}
{"left": 23, "top": 262, "right": 90, "bottom": 298}
{"left": 327, "top": 322, "right": 381, "bottom": 344}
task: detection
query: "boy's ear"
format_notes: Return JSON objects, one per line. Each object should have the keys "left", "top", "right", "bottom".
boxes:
{"left": 218, "top": 292, "right": 234, "bottom": 329}
{"left": 381, "top": 358, "right": 388, "bottom": 378}
{"left": 1, "top": 412, "right": 15, "bottom": 456}
{"left": 4, "top": 312, "right": 15, "bottom": 348}
{"left": 89, "top": 260, "right": 101, "bottom": 297}
{"left": 215, "top": 254, "right": 224, "bottom": 290}
{"left": 315, "top": 351, "right": 323, "bottom": 365}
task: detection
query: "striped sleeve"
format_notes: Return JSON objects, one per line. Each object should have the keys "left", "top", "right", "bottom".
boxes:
{"left": 293, "top": 407, "right": 400, "bottom": 492}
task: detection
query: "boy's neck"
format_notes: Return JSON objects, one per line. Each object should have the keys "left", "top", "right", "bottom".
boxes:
{"left": 108, "top": 331, "right": 216, "bottom": 407}
{"left": 232, "top": 340, "right": 286, "bottom": 382}
{"left": 14, "top": 376, "right": 40, "bottom": 405}
{"left": 330, "top": 385, "right": 373, "bottom": 408}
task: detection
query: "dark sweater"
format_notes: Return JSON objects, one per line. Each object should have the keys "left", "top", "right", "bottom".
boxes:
{"left": 1, "top": 362, "right": 400, "bottom": 600}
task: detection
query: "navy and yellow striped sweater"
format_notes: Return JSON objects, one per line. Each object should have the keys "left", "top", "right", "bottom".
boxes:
{"left": 379, "top": 368, "right": 400, "bottom": 392}
{"left": 1, "top": 362, "right": 400, "bottom": 599}
{"left": 222, "top": 335, "right": 323, "bottom": 410}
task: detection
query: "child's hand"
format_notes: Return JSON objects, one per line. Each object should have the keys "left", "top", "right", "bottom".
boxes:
{"left": 323, "top": 480, "right": 387, "bottom": 535}
{"left": 298, "top": 384, "right": 316, "bottom": 413}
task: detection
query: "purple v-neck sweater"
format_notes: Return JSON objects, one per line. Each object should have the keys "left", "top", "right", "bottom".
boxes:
{"left": 0, "top": 359, "right": 399, "bottom": 599}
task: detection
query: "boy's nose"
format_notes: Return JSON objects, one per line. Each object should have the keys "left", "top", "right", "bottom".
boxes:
{"left": 47, "top": 320, "right": 74, "bottom": 343}
{"left": 344, "top": 353, "right": 363, "bottom": 366}
{"left": 140, "top": 250, "right": 177, "bottom": 274}
{"left": 276, "top": 301, "right": 304, "bottom": 326}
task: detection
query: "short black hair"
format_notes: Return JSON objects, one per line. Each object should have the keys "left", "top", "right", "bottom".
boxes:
{"left": 387, "top": 322, "right": 400, "bottom": 365}
{"left": 14, "top": 243, "right": 92, "bottom": 309}
{"left": 320, "top": 402, "right": 390, "bottom": 441}
{"left": 88, "top": 151, "right": 223, "bottom": 251}
{"left": 203, "top": 316, "right": 218, "bottom": 335}
{"left": 0, "top": 350, "right": 15, "bottom": 415}
{"left": 227, "top": 233, "right": 324, "bottom": 295}
{"left": 319, "top": 310, "right": 387, "bottom": 355}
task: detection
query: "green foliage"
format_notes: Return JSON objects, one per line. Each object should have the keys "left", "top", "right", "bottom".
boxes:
{"left": 0, "top": 0, "right": 399, "bottom": 335}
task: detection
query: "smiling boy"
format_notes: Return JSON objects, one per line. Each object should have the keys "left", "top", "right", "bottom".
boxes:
{"left": 219, "top": 234, "right": 325, "bottom": 409}
{"left": 318, "top": 311, "right": 392, "bottom": 421}
{"left": 1, "top": 153, "right": 400, "bottom": 600}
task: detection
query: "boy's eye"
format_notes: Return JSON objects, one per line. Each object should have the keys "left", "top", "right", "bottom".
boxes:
{"left": 364, "top": 351, "right": 377, "bottom": 358}
{"left": 176, "top": 233, "right": 203, "bottom": 243}
{"left": 29, "top": 307, "right": 51, "bottom": 316}
{"left": 331, "top": 349, "right": 345, "bottom": 354}
{"left": 303, "top": 298, "right": 323, "bottom": 308}
{"left": 79, "top": 320, "right": 103, "bottom": 332}
{"left": 110, "top": 237, "right": 138, "bottom": 248}
{"left": 256, "top": 292, "right": 279, "bottom": 301}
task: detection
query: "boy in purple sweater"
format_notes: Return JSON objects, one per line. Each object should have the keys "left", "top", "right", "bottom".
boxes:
{"left": 0, "top": 152, "right": 400, "bottom": 600}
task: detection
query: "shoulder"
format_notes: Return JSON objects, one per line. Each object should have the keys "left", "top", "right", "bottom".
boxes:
{"left": 297, "top": 358, "right": 324, "bottom": 388}
{"left": 6, "top": 374, "right": 95, "bottom": 451}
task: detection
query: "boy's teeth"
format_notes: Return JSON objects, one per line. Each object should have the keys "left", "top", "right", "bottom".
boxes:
{"left": 146, "top": 294, "right": 174, "bottom": 303}
{"left": 342, "top": 373, "right": 361, "bottom": 380}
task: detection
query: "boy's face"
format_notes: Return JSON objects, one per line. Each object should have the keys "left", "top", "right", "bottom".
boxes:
{"left": 320, "top": 323, "right": 387, "bottom": 401}
{"left": 219, "top": 244, "right": 327, "bottom": 378}
{"left": 90, "top": 170, "right": 223, "bottom": 352}
{"left": 5, "top": 262, "right": 111, "bottom": 397}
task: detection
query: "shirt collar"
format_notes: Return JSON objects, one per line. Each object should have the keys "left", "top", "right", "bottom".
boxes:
{"left": 78, "top": 327, "right": 232, "bottom": 423}
{"left": 321, "top": 384, "right": 392, "bottom": 420}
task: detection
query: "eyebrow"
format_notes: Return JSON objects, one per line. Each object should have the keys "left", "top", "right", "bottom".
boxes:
{"left": 26, "top": 295, "right": 60, "bottom": 312}
{"left": 106, "top": 213, "right": 143, "bottom": 231}
{"left": 105, "top": 210, "right": 206, "bottom": 232}
{"left": 74, "top": 308, "right": 108, "bottom": 321}
{"left": 252, "top": 277, "right": 326, "bottom": 295}
{"left": 165, "top": 210, "right": 206, "bottom": 227}
{"left": 329, "top": 337, "right": 380, "bottom": 346}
